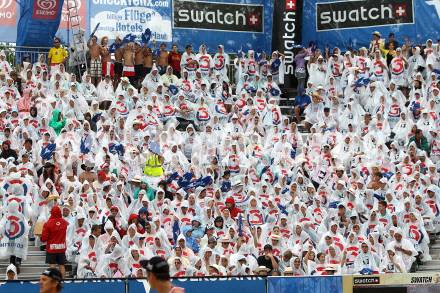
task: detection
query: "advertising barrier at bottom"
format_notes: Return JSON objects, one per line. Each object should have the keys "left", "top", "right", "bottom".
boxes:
{"left": 0, "top": 279, "right": 125, "bottom": 293}
{"left": 1, "top": 273, "right": 440, "bottom": 293}
{"left": 267, "top": 276, "right": 343, "bottom": 293}
{"left": 345, "top": 272, "right": 440, "bottom": 293}
{"left": 128, "top": 277, "right": 266, "bottom": 293}
{"left": 0, "top": 277, "right": 266, "bottom": 293}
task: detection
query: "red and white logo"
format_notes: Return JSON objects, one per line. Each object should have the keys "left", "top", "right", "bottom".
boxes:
{"left": 394, "top": 3, "right": 407, "bottom": 17}
{"left": 38, "top": 0, "right": 57, "bottom": 10}
{"left": 0, "top": 0, "right": 15, "bottom": 25}
{"left": 33, "top": 0, "right": 60, "bottom": 20}
{"left": 247, "top": 13, "right": 260, "bottom": 26}
{"left": 214, "top": 55, "right": 225, "bottom": 70}
{"left": 5, "top": 215, "right": 25, "bottom": 240}
{"left": 286, "top": 0, "right": 296, "bottom": 11}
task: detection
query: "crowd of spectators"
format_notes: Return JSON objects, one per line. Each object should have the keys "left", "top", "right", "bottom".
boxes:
{"left": 0, "top": 31, "right": 439, "bottom": 280}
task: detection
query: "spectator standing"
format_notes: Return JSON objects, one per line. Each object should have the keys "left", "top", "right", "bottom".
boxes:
{"left": 369, "top": 31, "right": 385, "bottom": 56}
{"left": 87, "top": 35, "right": 102, "bottom": 86}
{"left": 157, "top": 43, "right": 169, "bottom": 75}
{"left": 294, "top": 47, "right": 308, "bottom": 93}
{"left": 41, "top": 206, "right": 69, "bottom": 278}
{"left": 168, "top": 44, "right": 182, "bottom": 78}
{"left": 48, "top": 38, "right": 68, "bottom": 74}
{"left": 385, "top": 32, "right": 400, "bottom": 50}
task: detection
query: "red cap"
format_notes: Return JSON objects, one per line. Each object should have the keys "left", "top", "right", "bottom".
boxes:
{"left": 225, "top": 197, "right": 235, "bottom": 204}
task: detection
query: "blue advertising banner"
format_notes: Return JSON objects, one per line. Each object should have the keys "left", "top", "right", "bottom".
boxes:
{"left": 89, "top": 0, "right": 273, "bottom": 53}
{"left": 267, "top": 276, "right": 343, "bottom": 293}
{"left": 129, "top": 277, "right": 266, "bottom": 293}
{"left": 17, "top": 0, "right": 65, "bottom": 47}
{"left": 302, "top": 0, "right": 440, "bottom": 50}
{"left": 3, "top": 0, "right": 273, "bottom": 53}
{"left": 62, "top": 279, "right": 126, "bottom": 293}
{"left": 0, "top": 280, "right": 37, "bottom": 293}
{"left": 0, "top": 279, "right": 126, "bottom": 293}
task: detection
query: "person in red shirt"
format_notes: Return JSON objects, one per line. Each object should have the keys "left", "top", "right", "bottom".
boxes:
{"left": 41, "top": 206, "right": 69, "bottom": 278}
{"left": 168, "top": 44, "right": 182, "bottom": 78}
{"left": 225, "top": 197, "right": 242, "bottom": 219}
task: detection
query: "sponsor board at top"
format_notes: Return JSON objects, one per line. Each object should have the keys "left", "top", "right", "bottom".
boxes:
{"left": 33, "top": 0, "right": 61, "bottom": 20}
{"left": 90, "top": 0, "right": 172, "bottom": 42}
{"left": 0, "top": 0, "right": 16, "bottom": 26}
{"left": 91, "top": 0, "right": 169, "bottom": 7}
{"left": 316, "top": 0, "right": 414, "bottom": 31}
{"left": 59, "top": 0, "right": 87, "bottom": 29}
{"left": 302, "top": 0, "right": 440, "bottom": 50}
{"left": 173, "top": 0, "right": 264, "bottom": 33}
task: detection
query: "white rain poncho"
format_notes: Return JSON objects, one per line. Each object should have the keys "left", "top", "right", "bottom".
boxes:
{"left": 0, "top": 201, "right": 30, "bottom": 260}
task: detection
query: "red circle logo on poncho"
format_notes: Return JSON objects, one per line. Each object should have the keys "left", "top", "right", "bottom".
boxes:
{"left": 196, "top": 107, "right": 210, "bottom": 121}
{"left": 392, "top": 59, "right": 404, "bottom": 75}
{"left": 163, "top": 105, "right": 175, "bottom": 117}
{"left": 409, "top": 225, "right": 422, "bottom": 243}
{"left": 215, "top": 56, "right": 225, "bottom": 70}
{"left": 5, "top": 215, "right": 25, "bottom": 240}
{"left": 116, "top": 101, "right": 128, "bottom": 116}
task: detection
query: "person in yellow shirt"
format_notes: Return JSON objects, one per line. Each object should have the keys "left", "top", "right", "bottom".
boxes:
{"left": 369, "top": 31, "right": 385, "bottom": 57}
{"left": 48, "top": 37, "right": 68, "bottom": 74}
{"left": 144, "top": 142, "right": 164, "bottom": 178}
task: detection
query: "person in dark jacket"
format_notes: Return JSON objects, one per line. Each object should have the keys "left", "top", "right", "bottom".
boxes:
{"left": 294, "top": 89, "right": 311, "bottom": 123}
{"left": 41, "top": 206, "right": 69, "bottom": 278}
{"left": 0, "top": 140, "right": 18, "bottom": 162}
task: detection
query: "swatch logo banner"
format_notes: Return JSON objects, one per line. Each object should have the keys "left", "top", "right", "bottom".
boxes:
{"left": 0, "top": 0, "right": 16, "bottom": 25}
{"left": 317, "top": 0, "right": 414, "bottom": 31}
{"left": 33, "top": 0, "right": 61, "bottom": 20}
{"left": 173, "top": 0, "right": 264, "bottom": 32}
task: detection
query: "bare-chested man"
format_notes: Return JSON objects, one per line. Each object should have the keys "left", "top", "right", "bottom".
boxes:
{"left": 88, "top": 35, "right": 102, "bottom": 86}
{"left": 122, "top": 42, "right": 136, "bottom": 86}
{"left": 143, "top": 45, "right": 153, "bottom": 76}
{"left": 114, "top": 36, "right": 124, "bottom": 87}
{"left": 100, "top": 36, "right": 113, "bottom": 79}
{"left": 157, "top": 43, "right": 169, "bottom": 75}
{"left": 134, "top": 43, "right": 145, "bottom": 88}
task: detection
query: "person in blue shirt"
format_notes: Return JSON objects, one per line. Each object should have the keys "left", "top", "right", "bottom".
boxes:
{"left": 294, "top": 89, "right": 311, "bottom": 123}
{"left": 189, "top": 216, "right": 205, "bottom": 239}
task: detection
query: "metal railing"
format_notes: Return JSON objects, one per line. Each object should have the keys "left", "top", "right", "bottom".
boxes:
{"left": 0, "top": 45, "right": 51, "bottom": 68}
